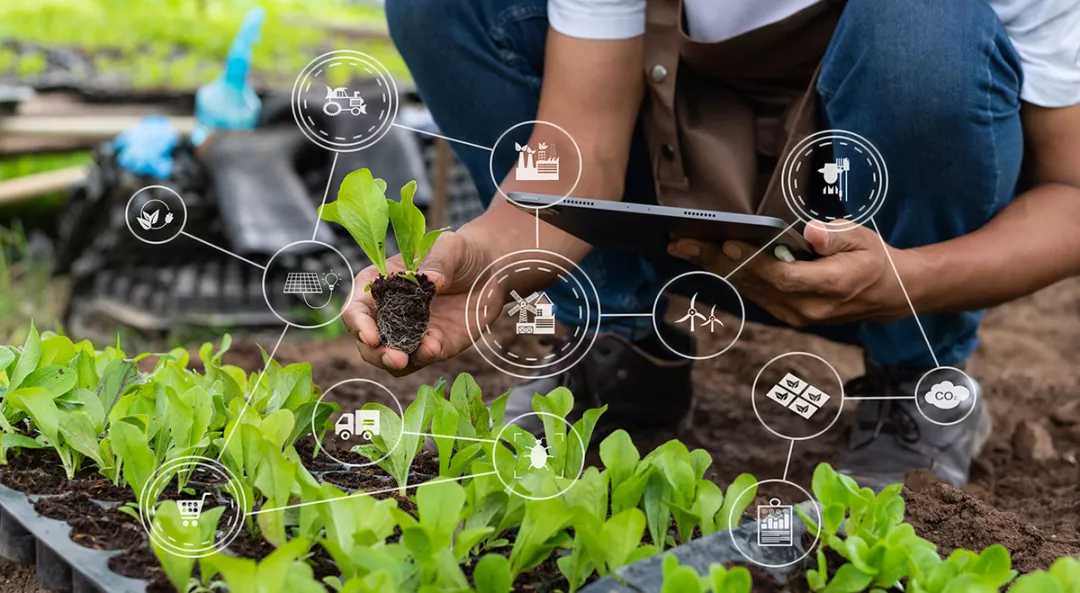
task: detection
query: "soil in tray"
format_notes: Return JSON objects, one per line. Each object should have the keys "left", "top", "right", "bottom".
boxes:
{"left": 108, "top": 544, "right": 174, "bottom": 593}
{"left": 34, "top": 493, "right": 144, "bottom": 551}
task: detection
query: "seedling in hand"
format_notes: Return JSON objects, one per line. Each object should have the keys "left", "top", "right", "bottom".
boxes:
{"left": 318, "top": 168, "right": 448, "bottom": 353}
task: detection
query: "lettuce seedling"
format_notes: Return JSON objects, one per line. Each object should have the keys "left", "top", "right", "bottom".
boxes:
{"left": 319, "top": 168, "right": 448, "bottom": 354}
{"left": 659, "top": 554, "right": 753, "bottom": 593}
{"left": 355, "top": 380, "right": 441, "bottom": 494}
{"left": 1008, "top": 556, "right": 1080, "bottom": 592}
{"left": 201, "top": 537, "right": 323, "bottom": 593}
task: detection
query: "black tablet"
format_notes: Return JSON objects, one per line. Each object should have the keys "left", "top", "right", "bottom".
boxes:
{"left": 509, "top": 193, "right": 814, "bottom": 258}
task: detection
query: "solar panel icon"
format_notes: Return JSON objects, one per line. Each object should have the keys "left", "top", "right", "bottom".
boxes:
{"left": 283, "top": 272, "right": 324, "bottom": 295}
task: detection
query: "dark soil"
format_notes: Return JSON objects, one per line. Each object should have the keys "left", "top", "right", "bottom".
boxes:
{"left": 903, "top": 475, "right": 1080, "bottom": 573}
{"left": 108, "top": 544, "right": 173, "bottom": 593}
{"left": 370, "top": 273, "right": 436, "bottom": 354}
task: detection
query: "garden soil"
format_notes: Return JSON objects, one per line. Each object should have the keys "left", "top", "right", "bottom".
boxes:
{"left": 4, "top": 279, "right": 1077, "bottom": 591}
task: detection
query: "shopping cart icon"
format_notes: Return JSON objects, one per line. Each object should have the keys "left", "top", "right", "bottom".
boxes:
{"left": 178, "top": 492, "right": 212, "bottom": 527}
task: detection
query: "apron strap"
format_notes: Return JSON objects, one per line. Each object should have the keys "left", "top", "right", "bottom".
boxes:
{"left": 644, "top": 0, "right": 689, "bottom": 192}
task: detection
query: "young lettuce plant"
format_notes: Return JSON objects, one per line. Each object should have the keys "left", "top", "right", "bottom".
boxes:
{"left": 659, "top": 554, "right": 753, "bottom": 593}
{"left": 318, "top": 168, "right": 448, "bottom": 353}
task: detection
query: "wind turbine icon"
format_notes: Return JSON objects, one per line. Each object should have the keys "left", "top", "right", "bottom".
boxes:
{"left": 676, "top": 293, "right": 707, "bottom": 332}
{"left": 701, "top": 304, "right": 724, "bottom": 332}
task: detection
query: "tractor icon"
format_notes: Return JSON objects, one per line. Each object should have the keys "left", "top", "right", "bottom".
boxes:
{"left": 323, "top": 86, "right": 367, "bottom": 117}
{"left": 335, "top": 410, "right": 380, "bottom": 441}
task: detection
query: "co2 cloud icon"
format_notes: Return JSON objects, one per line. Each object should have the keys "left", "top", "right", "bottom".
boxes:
{"left": 924, "top": 381, "right": 971, "bottom": 410}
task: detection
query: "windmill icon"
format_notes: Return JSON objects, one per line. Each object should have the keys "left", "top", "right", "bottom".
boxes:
{"left": 701, "top": 304, "right": 724, "bottom": 332}
{"left": 676, "top": 293, "right": 708, "bottom": 332}
{"left": 509, "top": 290, "right": 555, "bottom": 335}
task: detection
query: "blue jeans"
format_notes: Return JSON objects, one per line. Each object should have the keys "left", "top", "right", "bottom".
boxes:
{"left": 387, "top": 0, "right": 1024, "bottom": 367}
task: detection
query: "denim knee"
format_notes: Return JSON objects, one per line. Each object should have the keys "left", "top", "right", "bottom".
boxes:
{"left": 385, "top": 0, "right": 466, "bottom": 64}
{"left": 819, "top": 0, "right": 1022, "bottom": 124}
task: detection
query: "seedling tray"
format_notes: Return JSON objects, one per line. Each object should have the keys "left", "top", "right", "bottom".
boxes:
{"left": 581, "top": 502, "right": 819, "bottom": 593}
{"left": 0, "top": 482, "right": 147, "bottom": 593}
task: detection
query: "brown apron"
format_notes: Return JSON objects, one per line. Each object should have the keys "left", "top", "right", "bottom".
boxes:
{"left": 642, "top": 0, "right": 845, "bottom": 220}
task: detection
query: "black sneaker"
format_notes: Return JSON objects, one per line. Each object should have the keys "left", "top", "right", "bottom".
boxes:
{"left": 837, "top": 364, "right": 991, "bottom": 490}
{"left": 503, "top": 329, "right": 695, "bottom": 438}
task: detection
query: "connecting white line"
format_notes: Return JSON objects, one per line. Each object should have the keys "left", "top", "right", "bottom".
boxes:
{"left": 401, "top": 431, "right": 498, "bottom": 444}
{"left": 534, "top": 209, "right": 540, "bottom": 248}
{"left": 180, "top": 231, "right": 267, "bottom": 271}
{"left": 391, "top": 123, "right": 494, "bottom": 152}
{"left": 723, "top": 221, "right": 798, "bottom": 281}
{"left": 217, "top": 325, "right": 289, "bottom": 461}
{"left": 311, "top": 153, "right": 340, "bottom": 240}
{"left": 870, "top": 218, "right": 940, "bottom": 368}
{"left": 600, "top": 313, "right": 653, "bottom": 318}
{"left": 847, "top": 395, "right": 916, "bottom": 401}
{"left": 782, "top": 439, "right": 794, "bottom": 482}
{"left": 246, "top": 470, "right": 500, "bottom": 515}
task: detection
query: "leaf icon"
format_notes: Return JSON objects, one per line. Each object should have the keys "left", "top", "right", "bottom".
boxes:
{"left": 148, "top": 209, "right": 159, "bottom": 225}
{"left": 137, "top": 215, "right": 152, "bottom": 230}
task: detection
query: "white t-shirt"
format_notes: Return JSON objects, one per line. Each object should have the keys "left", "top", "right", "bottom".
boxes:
{"left": 548, "top": 0, "right": 1080, "bottom": 107}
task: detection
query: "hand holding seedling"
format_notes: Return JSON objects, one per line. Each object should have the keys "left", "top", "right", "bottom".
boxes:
{"left": 322, "top": 169, "right": 497, "bottom": 375}
{"left": 668, "top": 222, "right": 909, "bottom": 327}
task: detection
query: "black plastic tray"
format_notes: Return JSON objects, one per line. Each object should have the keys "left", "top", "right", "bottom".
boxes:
{"left": 0, "top": 483, "right": 147, "bottom": 593}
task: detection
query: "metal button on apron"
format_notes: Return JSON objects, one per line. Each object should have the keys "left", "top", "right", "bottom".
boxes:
{"left": 650, "top": 64, "right": 668, "bottom": 83}
{"left": 661, "top": 143, "right": 676, "bottom": 159}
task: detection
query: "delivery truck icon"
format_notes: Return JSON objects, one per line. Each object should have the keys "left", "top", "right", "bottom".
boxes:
{"left": 335, "top": 410, "right": 380, "bottom": 441}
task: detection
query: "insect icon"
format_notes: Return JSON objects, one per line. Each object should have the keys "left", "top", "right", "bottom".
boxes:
{"left": 528, "top": 439, "right": 550, "bottom": 470}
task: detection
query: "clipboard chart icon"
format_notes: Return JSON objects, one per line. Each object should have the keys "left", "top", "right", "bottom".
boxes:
{"left": 757, "top": 498, "right": 794, "bottom": 547}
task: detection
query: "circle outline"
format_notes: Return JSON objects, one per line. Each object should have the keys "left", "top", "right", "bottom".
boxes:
{"left": 474, "top": 259, "right": 591, "bottom": 371}
{"left": 125, "top": 185, "right": 187, "bottom": 245}
{"left": 138, "top": 456, "right": 247, "bottom": 559}
{"left": 726, "top": 478, "right": 822, "bottom": 569}
{"left": 262, "top": 239, "right": 356, "bottom": 330}
{"left": 290, "top": 50, "right": 399, "bottom": 153}
{"left": 780, "top": 129, "right": 889, "bottom": 233}
{"left": 491, "top": 411, "right": 586, "bottom": 501}
{"left": 913, "top": 366, "right": 979, "bottom": 427}
{"left": 651, "top": 271, "right": 746, "bottom": 361}
{"left": 751, "top": 351, "right": 846, "bottom": 441}
{"left": 311, "top": 377, "right": 406, "bottom": 469}
{"left": 488, "top": 120, "right": 583, "bottom": 209}
{"left": 465, "top": 249, "right": 601, "bottom": 380}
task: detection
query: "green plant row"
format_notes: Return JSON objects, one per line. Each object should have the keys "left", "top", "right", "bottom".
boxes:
{"left": 2, "top": 326, "right": 1078, "bottom": 592}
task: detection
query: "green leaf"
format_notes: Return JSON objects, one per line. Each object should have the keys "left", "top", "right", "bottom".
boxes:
{"left": 416, "top": 479, "right": 467, "bottom": 548}
{"left": 473, "top": 554, "right": 512, "bottom": 593}
{"left": 8, "top": 323, "right": 42, "bottom": 393}
{"left": 1008, "top": 573, "right": 1062, "bottom": 593}
{"left": 660, "top": 556, "right": 704, "bottom": 593}
{"left": 319, "top": 168, "right": 389, "bottom": 276}
{"left": 716, "top": 473, "right": 757, "bottom": 532}
{"left": 153, "top": 501, "right": 223, "bottom": 592}
{"left": 600, "top": 429, "right": 640, "bottom": 491}
{"left": 970, "top": 544, "right": 1013, "bottom": 586}
{"left": 600, "top": 508, "right": 647, "bottom": 570}
{"left": 823, "top": 563, "right": 874, "bottom": 593}
{"left": 109, "top": 418, "right": 158, "bottom": 504}
{"left": 386, "top": 180, "right": 426, "bottom": 275}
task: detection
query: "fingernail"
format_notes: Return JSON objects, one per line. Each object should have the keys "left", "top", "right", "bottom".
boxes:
{"left": 723, "top": 243, "right": 743, "bottom": 260}
{"left": 381, "top": 354, "right": 395, "bottom": 369}
{"left": 680, "top": 243, "right": 701, "bottom": 258}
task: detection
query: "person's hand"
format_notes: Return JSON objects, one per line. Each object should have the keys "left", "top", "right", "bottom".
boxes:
{"left": 343, "top": 231, "right": 496, "bottom": 376}
{"left": 667, "top": 223, "right": 912, "bottom": 327}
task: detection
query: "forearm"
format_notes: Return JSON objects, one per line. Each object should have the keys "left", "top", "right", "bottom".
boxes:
{"left": 905, "top": 183, "right": 1080, "bottom": 313}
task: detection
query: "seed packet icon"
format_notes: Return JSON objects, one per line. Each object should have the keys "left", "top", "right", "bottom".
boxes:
{"left": 802, "top": 385, "right": 830, "bottom": 406}
{"left": 779, "top": 373, "right": 808, "bottom": 395}
{"left": 766, "top": 384, "right": 796, "bottom": 406}
{"left": 788, "top": 398, "right": 819, "bottom": 419}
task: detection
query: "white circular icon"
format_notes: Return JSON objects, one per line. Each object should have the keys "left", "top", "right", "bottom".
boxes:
{"left": 492, "top": 412, "right": 586, "bottom": 501}
{"left": 726, "top": 478, "right": 822, "bottom": 569}
{"left": 914, "top": 366, "right": 979, "bottom": 426}
{"left": 125, "top": 185, "right": 187, "bottom": 244}
{"left": 489, "top": 120, "right": 582, "bottom": 209}
{"left": 291, "top": 50, "right": 399, "bottom": 153}
{"left": 465, "top": 250, "right": 600, "bottom": 380}
{"left": 652, "top": 271, "right": 745, "bottom": 360}
{"left": 138, "top": 456, "right": 247, "bottom": 559}
{"left": 781, "top": 129, "right": 888, "bottom": 232}
{"left": 262, "top": 240, "right": 355, "bottom": 329}
{"left": 751, "top": 352, "right": 845, "bottom": 441}
{"left": 312, "top": 378, "right": 405, "bottom": 469}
